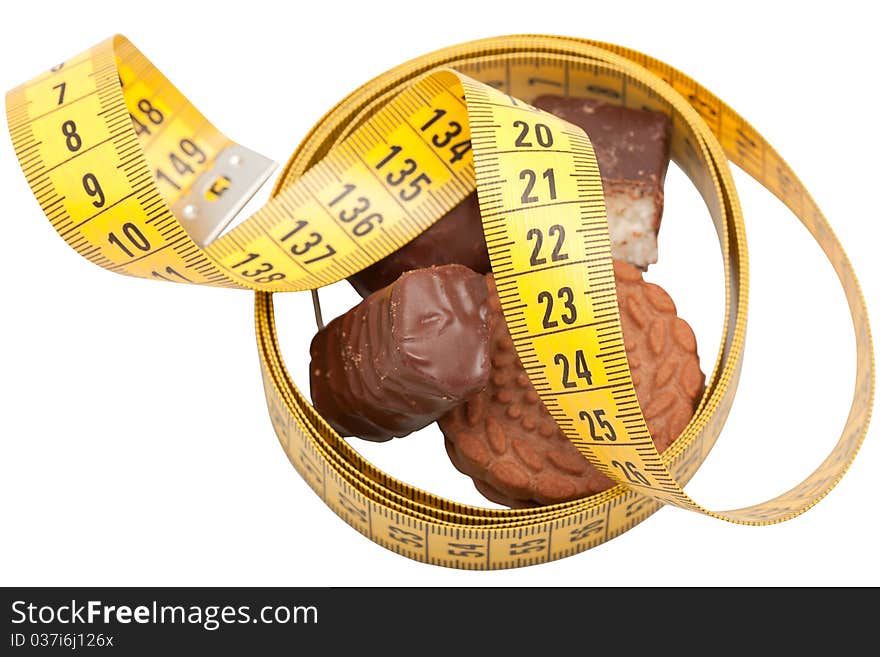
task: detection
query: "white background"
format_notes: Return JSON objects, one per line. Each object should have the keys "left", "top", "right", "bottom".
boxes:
{"left": 1, "top": 0, "right": 877, "bottom": 586}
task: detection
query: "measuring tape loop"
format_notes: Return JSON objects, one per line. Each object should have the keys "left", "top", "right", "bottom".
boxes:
{"left": 7, "top": 34, "right": 873, "bottom": 568}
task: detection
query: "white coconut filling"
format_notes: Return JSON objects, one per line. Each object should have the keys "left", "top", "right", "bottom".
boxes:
{"left": 605, "top": 192, "right": 658, "bottom": 268}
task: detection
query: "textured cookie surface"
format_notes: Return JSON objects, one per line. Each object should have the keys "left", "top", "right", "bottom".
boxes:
{"left": 438, "top": 261, "right": 704, "bottom": 507}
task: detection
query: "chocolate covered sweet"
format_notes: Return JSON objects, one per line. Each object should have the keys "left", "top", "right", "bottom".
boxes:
{"left": 310, "top": 264, "right": 493, "bottom": 442}
{"left": 348, "top": 193, "right": 490, "bottom": 298}
{"left": 439, "top": 261, "right": 704, "bottom": 507}
{"left": 532, "top": 96, "right": 672, "bottom": 269}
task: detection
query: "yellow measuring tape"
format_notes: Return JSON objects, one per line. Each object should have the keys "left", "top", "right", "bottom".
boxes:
{"left": 7, "top": 34, "right": 874, "bottom": 568}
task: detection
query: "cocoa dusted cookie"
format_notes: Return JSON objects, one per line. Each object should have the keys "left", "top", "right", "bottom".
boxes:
{"left": 438, "top": 261, "right": 704, "bottom": 508}
{"left": 532, "top": 96, "right": 671, "bottom": 270}
{"left": 310, "top": 264, "right": 493, "bottom": 442}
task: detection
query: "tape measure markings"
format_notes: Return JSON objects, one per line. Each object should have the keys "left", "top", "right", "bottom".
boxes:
{"left": 7, "top": 35, "right": 873, "bottom": 567}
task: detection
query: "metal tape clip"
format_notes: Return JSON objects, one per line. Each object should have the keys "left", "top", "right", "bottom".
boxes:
{"left": 172, "top": 144, "right": 276, "bottom": 246}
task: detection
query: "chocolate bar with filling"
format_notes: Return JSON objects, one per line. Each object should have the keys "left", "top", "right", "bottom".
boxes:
{"left": 347, "top": 98, "right": 671, "bottom": 298}
{"left": 533, "top": 95, "right": 671, "bottom": 269}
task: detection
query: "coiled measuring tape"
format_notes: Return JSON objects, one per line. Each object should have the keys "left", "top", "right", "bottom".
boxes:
{"left": 7, "top": 34, "right": 874, "bottom": 569}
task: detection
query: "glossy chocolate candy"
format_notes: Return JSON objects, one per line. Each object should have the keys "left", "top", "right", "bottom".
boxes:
{"left": 347, "top": 193, "right": 490, "bottom": 298}
{"left": 310, "top": 264, "right": 493, "bottom": 441}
